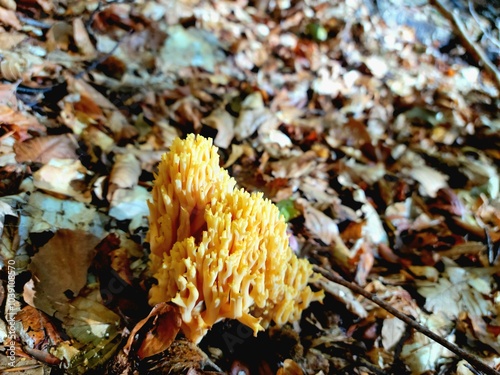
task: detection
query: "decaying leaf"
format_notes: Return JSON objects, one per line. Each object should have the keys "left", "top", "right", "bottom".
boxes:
{"left": 123, "top": 302, "right": 182, "bottom": 359}
{"left": 18, "top": 191, "right": 107, "bottom": 242}
{"left": 159, "top": 26, "right": 225, "bottom": 73}
{"left": 417, "top": 258, "right": 494, "bottom": 319}
{"left": 33, "top": 159, "right": 90, "bottom": 202}
{"left": 299, "top": 200, "right": 340, "bottom": 246}
{"left": 409, "top": 165, "right": 449, "bottom": 198}
{"left": 14, "top": 135, "right": 78, "bottom": 164}
{"left": 26, "top": 229, "right": 102, "bottom": 315}
{"left": 107, "top": 153, "right": 142, "bottom": 202}
{"left": 0, "top": 6, "right": 21, "bottom": 29}
{"left": 202, "top": 107, "right": 235, "bottom": 149}
{"left": 400, "top": 314, "right": 454, "bottom": 375}
{"left": 56, "top": 294, "right": 123, "bottom": 373}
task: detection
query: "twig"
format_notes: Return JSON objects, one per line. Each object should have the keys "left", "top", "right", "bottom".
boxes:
{"left": 429, "top": 0, "right": 500, "bottom": 92}
{"left": 468, "top": 1, "right": 500, "bottom": 51}
{"left": 313, "top": 265, "right": 500, "bottom": 375}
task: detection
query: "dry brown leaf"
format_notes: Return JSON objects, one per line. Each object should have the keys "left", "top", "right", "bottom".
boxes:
{"left": 301, "top": 203, "right": 340, "bottom": 245}
{"left": 73, "top": 17, "right": 97, "bottom": 57}
{"left": 35, "top": 0, "right": 53, "bottom": 12}
{"left": 235, "top": 106, "right": 278, "bottom": 141}
{"left": 0, "top": 6, "right": 21, "bottom": 29}
{"left": 270, "top": 151, "right": 317, "bottom": 179}
{"left": 14, "top": 134, "right": 77, "bottom": 163}
{"left": 33, "top": 159, "right": 90, "bottom": 202}
{"left": 409, "top": 165, "right": 448, "bottom": 198}
{"left": 0, "top": 0, "right": 15, "bottom": 10}
{"left": 45, "top": 21, "right": 73, "bottom": 51}
{"left": 202, "top": 107, "right": 235, "bottom": 149}
{"left": 0, "top": 54, "right": 27, "bottom": 81}
{"left": 276, "top": 359, "right": 304, "bottom": 375}
{"left": 68, "top": 77, "right": 131, "bottom": 136}
{"left": 313, "top": 276, "right": 367, "bottom": 318}
{"left": 0, "top": 82, "right": 17, "bottom": 107}
{"left": 26, "top": 229, "right": 102, "bottom": 316}
{"left": 123, "top": 302, "right": 182, "bottom": 359}
{"left": 107, "top": 153, "right": 142, "bottom": 202}
{"left": 0, "top": 31, "right": 28, "bottom": 51}
{"left": 16, "top": 305, "right": 63, "bottom": 349}
{"left": 0, "top": 105, "right": 45, "bottom": 140}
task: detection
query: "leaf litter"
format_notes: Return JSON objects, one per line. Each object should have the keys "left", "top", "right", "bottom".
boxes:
{"left": 0, "top": 0, "right": 500, "bottom": 374}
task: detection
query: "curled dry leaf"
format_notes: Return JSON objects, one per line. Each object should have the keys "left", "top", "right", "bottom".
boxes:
{"left": 14, "top": 135, "right": 78, "bottom": 164}
{"left": 109, "top": 153, "right": 142, "bottom": 189}
{"left": 107, "top": 153, "right": 142, "bottom": 202}
{"left": 34, "top": 0, "right": 53, "bottom": 13}
{"left": 270, "top": 151, "right": 318, "bottom": 179}
{"left": 33, "top": 159, "right": 90, "bottom": 202}
{"left": 123, "top": 302, "right": 182, "bottom": 359}
{"left": 235, "top": 103, "right": 278, "bottom": 141}
{"left": 0, "top": 54, "right": 27, "bottom": 81}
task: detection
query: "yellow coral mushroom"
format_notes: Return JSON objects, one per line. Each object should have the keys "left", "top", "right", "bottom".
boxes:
{"left": 148, "top": 134, "right": 323, "bottom": 343}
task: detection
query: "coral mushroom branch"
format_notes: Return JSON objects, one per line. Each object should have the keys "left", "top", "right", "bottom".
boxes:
{"left": 147, "top": 134, "right": 323, "bottom": 343}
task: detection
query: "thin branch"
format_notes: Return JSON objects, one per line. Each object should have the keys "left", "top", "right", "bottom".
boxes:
{"left": 313, "top": 265, "right": 500, "bottom": 375}
{"left": 429, "top": 0, "right": 500, "bottom": 93}
{"left": 467, "top": 0, "right": 500, "bottom": 51}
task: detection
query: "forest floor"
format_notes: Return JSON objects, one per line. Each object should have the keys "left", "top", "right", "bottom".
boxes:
{"left": 0, "top": 0, "right": 500, "bottom": 374}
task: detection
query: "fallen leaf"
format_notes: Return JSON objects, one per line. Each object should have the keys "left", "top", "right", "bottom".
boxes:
{"left": 107, "top": 153, "right": 142, "bottom": 202}
{"left": 160, "top": 26, "right": 225, "bottom": 73}
{"left": 202, "top": 107, "right": 235, "bottom": 149}
{"left": 123, "top": 302, "right": 182, "bottom": 359}
{"left": 33, "top": 159, "right": 90, "bottom": 202}
{"left": 417, "top": 258, "right": 494, "bottom": 319}
{"left": 18, "top": 191, "right": 107, "bottom": 241}
{"left": 56, "top": 294, "right": 122, "bottom": 372}
{"left": 313, "top": 276, "right": 367, "bottom": 318}
{"left": 0, "top": 6, "right": 21, "bottom": 29}
{"left": 14, "top": 135, "right": 78, "bottom": 164}
{"left": 108, "top": 185, "right": 150, "bottom": 229}
{"left": 409, "top": 165, "right": 448, "bottom": 198}
{"left": 0, "top": 105, "right": 45, "bottom": 140}
{"left": 400, "top": 314, "right": 454, "bottom": 375}
{"left": 16, "top": 305, "right": 63, "bottom": 352}
{"left": 72, "top": 17, "right": 97, "bottom": 57}
{"left": 27, "top": 229, "right": 102, "bottom": 315}
{"left": 299, "top": 199, "right": 339, "bottom": 246}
